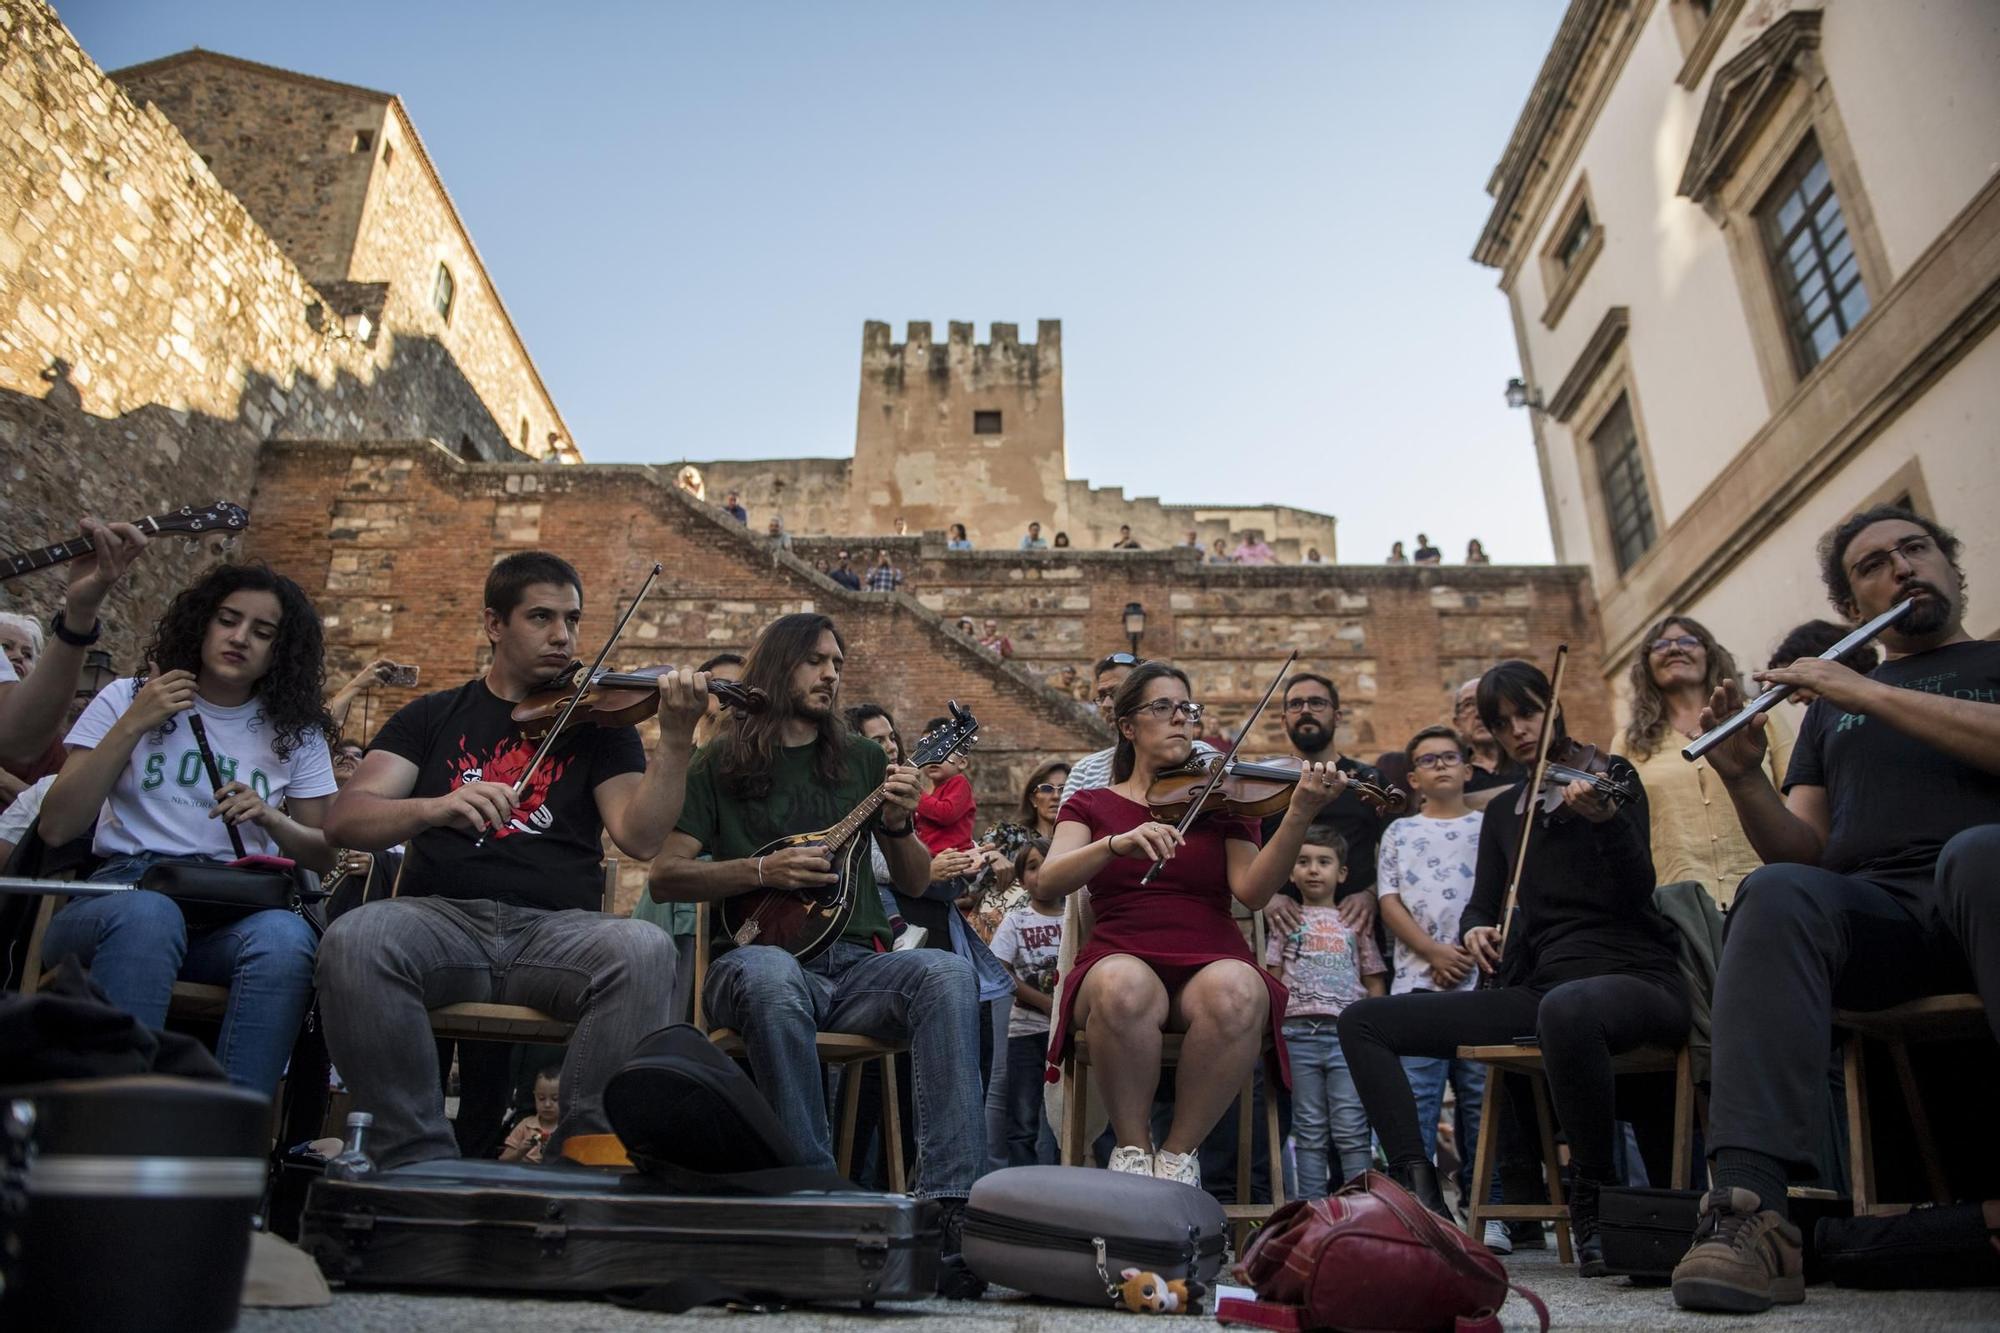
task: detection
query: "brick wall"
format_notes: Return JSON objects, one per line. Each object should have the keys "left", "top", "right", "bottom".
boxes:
{"left": 791, "top": 537, "right": 1613, "bottom": 761}
{"left": 246, "top": 441, "right": 1110, "bottom": 911}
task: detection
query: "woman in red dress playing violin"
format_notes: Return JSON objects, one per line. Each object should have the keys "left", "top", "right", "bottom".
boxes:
{"left": 1039, "top": 661, "right": 1345, "bottom": 1188}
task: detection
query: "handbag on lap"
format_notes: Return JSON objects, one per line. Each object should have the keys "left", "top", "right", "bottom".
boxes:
{"left": 1218, "top": 1170, "right": 1548, "bottom": 1333}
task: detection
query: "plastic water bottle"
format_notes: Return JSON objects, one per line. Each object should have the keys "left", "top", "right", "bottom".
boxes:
{"left": 326, "top": 1111, "right": 378, "bottom": 1182}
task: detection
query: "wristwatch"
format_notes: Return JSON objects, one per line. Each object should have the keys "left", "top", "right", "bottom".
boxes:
{"left": 50, "top": 608, "right": 101, "bottom": 647}
{"left": 879, "top": 819, "right": 915, "bottom": 837}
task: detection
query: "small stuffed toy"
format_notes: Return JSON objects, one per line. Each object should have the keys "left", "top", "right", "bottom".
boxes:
{"left": 1116, "top": 1267, "right": 1195, "bottom": 1314}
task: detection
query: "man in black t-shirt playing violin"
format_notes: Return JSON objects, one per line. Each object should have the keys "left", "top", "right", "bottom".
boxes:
{"left": 1673, "top": 506, "right": 2000, "bottom": 1315}
{"left": 319, "top": 552, "right": 711, "bottom": 1169}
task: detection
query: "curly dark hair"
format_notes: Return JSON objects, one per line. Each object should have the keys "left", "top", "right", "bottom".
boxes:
{"left": 139, "top": 563, "right": 334, "bottom": 761}
{"left": 1818, "top": 504, "right": 1963, "bottom": 615}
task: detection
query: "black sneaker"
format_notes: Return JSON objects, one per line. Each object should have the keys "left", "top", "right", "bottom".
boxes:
{"left": 934, "top": 1197, "right": 988, "bottom": 1301}
{"left": 1508, "top": 1219, "right": 1548, "bottom": 1250}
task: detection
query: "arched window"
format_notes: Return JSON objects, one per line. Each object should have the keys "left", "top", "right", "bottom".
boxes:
{"left": 432, "top": 262, "right": 455, "bottom": 323}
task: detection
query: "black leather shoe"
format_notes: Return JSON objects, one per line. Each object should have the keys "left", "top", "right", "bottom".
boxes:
{"left": 1569, "top": 1176, "right": 1607, "bottom": 1278}
{"left": 1388, "top": 1160, "right": 1451, "bottom": 1219}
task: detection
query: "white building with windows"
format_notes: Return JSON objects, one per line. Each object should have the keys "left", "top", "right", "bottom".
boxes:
{"left": 1478, "top": 0, "right": 1999, "bottom": 707}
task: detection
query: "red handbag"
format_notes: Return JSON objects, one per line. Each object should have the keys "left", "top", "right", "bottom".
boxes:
{"left": 1217, "top": 1171, "right": 1548, "bottom": 1333}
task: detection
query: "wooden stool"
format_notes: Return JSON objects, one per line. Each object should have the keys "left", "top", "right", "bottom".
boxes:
{"left": 1460, "top": 1042, "right": 1694, "bottom": 1264}
{"left": 1836, "top": 993, "right": 1990, "bottom": 1216}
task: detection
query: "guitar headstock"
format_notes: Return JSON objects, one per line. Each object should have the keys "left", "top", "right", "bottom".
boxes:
{"left": 910, "top": 700, "right": 979, "bottom": 768}
{"left": 152, "top": 500, "right": 251, "bottom": 539}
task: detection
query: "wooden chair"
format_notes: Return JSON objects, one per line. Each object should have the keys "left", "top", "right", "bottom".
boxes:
{"left": 1055, "top": 894, "right": 1286, "bottom": 1251}
{"left": 1459, "top": 1041, "right": 1695, "bottom": 1265}
{"left": 691, "top": 900, "right": 909, "bottom": 1191}
{"left": 422, "top": 859, "right": 618, "bottom": 1045}
{"left": 1836, "top": 993, "right": 1991, "bottom": 1216}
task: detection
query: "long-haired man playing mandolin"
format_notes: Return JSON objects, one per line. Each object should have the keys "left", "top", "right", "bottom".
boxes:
{"left": 318, "top": 552, "right": 710, "bottom": 1168}
{"left": 648, "top": 612, "right": 988, "bottom": 1299}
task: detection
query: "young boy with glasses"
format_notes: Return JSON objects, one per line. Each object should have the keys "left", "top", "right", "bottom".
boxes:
{"left": 1376, "top": 724, "right": 1492, "bottom": 1238}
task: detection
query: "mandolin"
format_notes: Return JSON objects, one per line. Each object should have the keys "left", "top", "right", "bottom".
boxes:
{"left": 719, "top": 702, "right": 981, "bottom": 961}
{"left": 0, "top": 501, "right": 250, "bottom": 581}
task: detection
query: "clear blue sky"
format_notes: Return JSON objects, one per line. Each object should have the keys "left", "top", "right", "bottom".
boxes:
{"left": 63, "top": 0, "right": 1568, "bottom": 564}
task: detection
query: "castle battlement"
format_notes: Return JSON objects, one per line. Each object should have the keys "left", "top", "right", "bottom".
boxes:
{"left": 862, "top": 319, "right": 1060, "bottom": 390}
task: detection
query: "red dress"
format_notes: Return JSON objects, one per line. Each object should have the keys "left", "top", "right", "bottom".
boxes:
{"left": 1044, "top": 786, "right": 1289, "bottom": 1085}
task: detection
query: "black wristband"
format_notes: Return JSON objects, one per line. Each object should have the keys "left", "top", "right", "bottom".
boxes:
{"left": 50, "top": 608, "right": 101, "bottom": 647}
{"left": 878, "top": 819, "right": 914, "bottom": 837}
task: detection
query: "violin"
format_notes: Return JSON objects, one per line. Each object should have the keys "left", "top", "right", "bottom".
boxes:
{"left": 1146, "top": 754, "right": 1409, "bottom": 823}
{"left": 1514, "top": 736, "right": 1636, "bottom": 820}
{"left": 511, "top": 662, "right": 768, "bottom": 741}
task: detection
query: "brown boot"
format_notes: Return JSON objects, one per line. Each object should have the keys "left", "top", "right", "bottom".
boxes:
{"left": 1671, "top": 1187, "right": 1805, "bottom": 1313}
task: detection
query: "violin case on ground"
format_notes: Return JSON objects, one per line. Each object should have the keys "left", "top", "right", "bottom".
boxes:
{"left": 959, "top": 1164, "right": 1228, "bottom": 1307}
{"left": 301, "top": 1159, "right": 938, "bottom": 1307}
{"left": 300, "top": 1023, "right": 938, "bottom": 1308}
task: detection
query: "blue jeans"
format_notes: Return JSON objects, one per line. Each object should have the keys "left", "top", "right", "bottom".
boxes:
{"left": 1401, "top": 1050, "right": 1487, "bottom": 1203}
{"left": 1285, "top": 1017, "right": 1371, "bottom": 1199}
{"left": 41, "top": 853, "right": 316, "bottom": 1097}
{"left": 705, "top": 939, "right": 984, "bottom": 1199}
{"left": 1002, "top": 1031, "right": 1058, "bottom": 1166}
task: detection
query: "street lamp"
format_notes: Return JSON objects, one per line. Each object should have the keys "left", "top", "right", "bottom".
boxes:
{"left": 79, "top": 648, "right": 117, "bottom": 697}
{"left": 1122, "top": 602, "right": 1147, "bottom": 657}
{"left": 1503, "top": 377, "right": 1544, "bottom": 412}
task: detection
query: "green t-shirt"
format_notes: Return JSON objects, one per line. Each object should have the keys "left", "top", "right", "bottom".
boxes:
{"left": 674, "top": 733, "right": 892, "bottom": 950}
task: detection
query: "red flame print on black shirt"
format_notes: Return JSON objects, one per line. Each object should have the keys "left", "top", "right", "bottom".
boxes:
{"left": 448, "top": 735, "right": 570, "bottom": 838}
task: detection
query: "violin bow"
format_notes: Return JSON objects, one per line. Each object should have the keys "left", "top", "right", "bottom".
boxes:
{"left": 471, "top": 562, "right": 662, "bottom": 848}
{"left": 1138, "top": 649, "right": 1297, "bottom": 886}
{"left": 1494, "top": 642, "right": 1569, "bottom": 960}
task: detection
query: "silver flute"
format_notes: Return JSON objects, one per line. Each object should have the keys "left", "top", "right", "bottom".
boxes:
{"left": 1681, "top": 597, "right": 1916, "bottom": 762}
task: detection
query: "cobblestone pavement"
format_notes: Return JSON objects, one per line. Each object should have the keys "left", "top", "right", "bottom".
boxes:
{"left": 242, "top": 1247, "right": 2000, "bottom": 1331}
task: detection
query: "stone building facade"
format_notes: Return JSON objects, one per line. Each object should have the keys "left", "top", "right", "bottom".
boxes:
{"left": 0, "top": 2, "right": 580, "bottom": 660}
{"left": 685, "top": 320, "right": 1341, "bottom": 562}
{"left": 1480, "top": 0, "right": 1999, "bottom": 710}
{"left": 111, "top": 48, "right": 580, "bottom": 466}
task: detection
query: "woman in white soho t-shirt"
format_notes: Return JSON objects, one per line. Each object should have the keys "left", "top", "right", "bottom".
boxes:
{"left": 39, "top": 565, "right": 339, "bottom": 1096}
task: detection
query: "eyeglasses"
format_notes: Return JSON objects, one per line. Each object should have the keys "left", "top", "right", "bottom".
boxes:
{"left": 1127, "top": 699, "right": 1203, "bottom": 723}
{"left": 1031, "top": 783, "right": 1060, "bottom": 796}
{"left": 1847, "top": 534, "right": 1935, "bottom": 582}
{"left": 1283, "top": 698, "right": 1333, "bottom": 714}
{"left": 1647, "top": 635, "right": 1703, "bottom": 655}
{"left": 1412, "top": 750, "right": 1464, "bottom": 770}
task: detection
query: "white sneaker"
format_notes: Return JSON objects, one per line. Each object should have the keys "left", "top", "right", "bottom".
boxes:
{"left": 892, "top": 926, "right": 928, "bottom": 951}
{"left": 1108, "top": 1145, "right": 1154, "bottom": 1176}
{"left": 1153, "top": 1148, "right": 1201, "bottom": 1188}
{"left": 1482, "top": 1220, "right": 1514, "bottom": 1255}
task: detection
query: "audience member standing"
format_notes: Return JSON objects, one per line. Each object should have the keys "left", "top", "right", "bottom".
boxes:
{"left": 1386, "top": 541, "right": 1409, "bottom": 565}
{"left": 1376, "top": 725, "right": 1488, "bottom": 1228}
{"left": 1465, "top": 538, "right": 1490, "bottom": 565}
{"left": 947, "top": 523, "right": 973, "bottom": 551}
{"left": 1455, "top": 676, "right": 1518, "bottom": 811}
{"left": 866, "top": 549, "right": 905, "bottom": 592}
{"left": 1232, "top": 531, "right": 1277, "bottom": 566}
{"left": 990, "top": 838, "right": 1063, "bottom": 1166}
{"left": 721, "top": 490, "right": 749, "bottom": 524}
{"left": 1413, "top": 534, "right": 1442, "bottom": 565}
{"left": 979, "top": 619, "right": 1013, "bottom": 659}
{"left": 1614, "top": 615, "right": 1792, "bottom": 909}
{"left": 827, "top": 550, "right": 862, "bottom": 590}
{"left": 1266, "top": 825, "right": 1387, "bottom": 1195}
{"left": 1262, "top": 673, "right": 1389, "bottom": 938}
{"left": 1208, "top": 538, "right": 1234, "bottom": 565}
{"left": 1304, "top": 547, "right": 1325, "bottom": 565}
{"left": 1020, "top": 522, "right": 1048, "bottom": 550}
{"left": 1111, "top": 525, "right": 1141, "bottom": 550}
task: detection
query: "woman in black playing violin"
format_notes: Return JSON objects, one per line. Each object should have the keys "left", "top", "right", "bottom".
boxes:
{"left": 1337, "top": 659, "right": 1688, "bottom": 1273}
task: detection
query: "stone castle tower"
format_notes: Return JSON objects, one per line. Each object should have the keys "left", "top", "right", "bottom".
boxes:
{"left": 851, "top": 320, "right": 1065, "bottom": 544}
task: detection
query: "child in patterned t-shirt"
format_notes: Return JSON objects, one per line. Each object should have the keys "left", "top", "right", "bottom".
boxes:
{"left": 1266, "top": 826, "right": 1386, "bottom": 1198}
